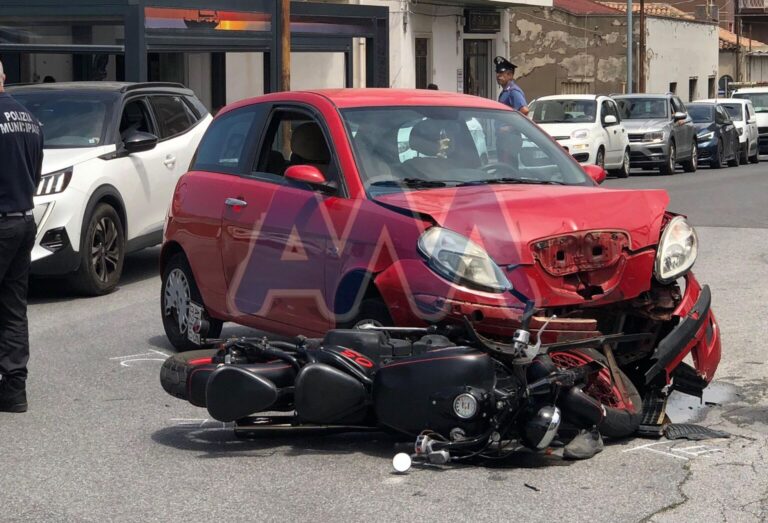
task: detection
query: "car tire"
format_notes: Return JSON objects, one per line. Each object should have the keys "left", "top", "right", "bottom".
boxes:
{"left": 710, "top": 139, "right": 724, "bottom": 169}
{"left": 595, "top": 147, "right": 605, "bottom": 169}
{"left": 339, "top": 298, "right": 393, "bottom": 329}
{"left": 71, "top": 203, "right": 125, "bottom": 296}
{"left": 610, "top": 148, "right": 630, "bottom": 178}
{"left": 681, "top": 141, "right": 697, "bottom": 173}
{"left": 549, "top": 348, "right": 643, "bottom": 439}
{"left": 749, "top": 146, "right": 759, "bottom": 163}
{"left": 659, "top": 141, "right": 676, "bottom": 175}
{"left": 161, "top": 253, "right": 223, "bottom": 352}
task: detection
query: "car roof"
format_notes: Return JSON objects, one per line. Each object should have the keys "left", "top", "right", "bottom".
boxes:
{"left": 612, "top": 93, "right": 670, "bottom": 99}
{"left": 695, "top": 98, "right": 750, "bottom": 105}
{"left": 229, "top": 89, "right": 509, "bottom": 111}
{"left": 534, "top": 94, "right": 599, "bottom": 101}
{"left": 732, "top": 87, "right": 768, "bottom": 93}
{"left": 6, "top": 81, "right": 193, "bottom": 95}
{"left": 688, "top": 101, "right": 715, "bottom": 106}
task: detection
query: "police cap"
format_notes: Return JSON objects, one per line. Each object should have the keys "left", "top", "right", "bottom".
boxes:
{"left": 494, "top": 56, "right": 517, "bottom": 74}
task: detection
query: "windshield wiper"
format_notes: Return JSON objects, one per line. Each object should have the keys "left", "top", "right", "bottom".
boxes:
{"left": 370, "top": 178, "right": 448, "bottom": 189}
{"left": 458, "top": 177, "right": 565, "bottom": 186}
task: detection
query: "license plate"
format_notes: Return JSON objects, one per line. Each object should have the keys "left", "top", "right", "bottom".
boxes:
{"left": 187, "top": 301, "right": 203, "bottom": 346}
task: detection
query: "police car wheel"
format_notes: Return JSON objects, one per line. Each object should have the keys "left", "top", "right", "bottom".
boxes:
{"left": 161, "top": 253, "right": 223, "bottom": 351}
{"left": 72, "top": 203, "right": 125, "bottom": 296}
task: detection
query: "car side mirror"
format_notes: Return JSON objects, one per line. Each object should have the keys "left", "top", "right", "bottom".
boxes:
{"left": 603, "top": 114, "right": 618, "bottom": 126}
{"left": 583, "top": 164, "right": 607, "bottom": 184}
{"left": 285, "top": 164, "right": 332, "bottom": 189}
{"left": 673, "top": 112, "right": 687, "bottom": 122}
{"left": 123, "top": 130, "right": 158, "bottom": 154}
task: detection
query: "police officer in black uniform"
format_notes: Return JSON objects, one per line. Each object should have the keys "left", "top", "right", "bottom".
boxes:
{"left": 0, "top": 60, "right": 44, "bottom": 413}
{"left": 494, "top": 56, "right": 529, "bottom": 116}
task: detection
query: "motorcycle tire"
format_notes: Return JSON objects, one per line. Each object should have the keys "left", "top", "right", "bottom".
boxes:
{"left": 549, "top": 348, "right": 643, "bottom": 439}
{"left": 160, "top": 349, "right": 218, "bottom": 401}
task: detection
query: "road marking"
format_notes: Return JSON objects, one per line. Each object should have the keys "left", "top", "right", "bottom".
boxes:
{"left": 623, "top": 440, "right": 726, "bottom": 461}
{"left": 623, "top": 441, "right": 690, "bottom": 460}
{"left": 170, "top": 418, "right": 229, "bottom": 429}
{"left": 110, "top": 349, "right": 171, "bottom": 367}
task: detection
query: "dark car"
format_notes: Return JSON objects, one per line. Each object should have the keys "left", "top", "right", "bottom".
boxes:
{"left": 688, "top": 102, "right": 739, "bottom": 169}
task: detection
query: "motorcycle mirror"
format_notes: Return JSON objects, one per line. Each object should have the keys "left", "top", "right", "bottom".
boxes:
{"left": 392, "top": 453, "right": 412, "bottom": 473}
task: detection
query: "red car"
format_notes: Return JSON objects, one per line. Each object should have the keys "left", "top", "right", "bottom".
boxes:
{"left": 161, "top": 89, "right": 720, "bottom": 408}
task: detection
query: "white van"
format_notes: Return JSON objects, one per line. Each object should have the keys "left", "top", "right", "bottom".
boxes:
{"left": 732, "top": 88, "right": 768, "bottom": 155}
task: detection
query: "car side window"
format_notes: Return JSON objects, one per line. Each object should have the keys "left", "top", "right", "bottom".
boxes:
{"left": 119, "top": 98, "right": 156, "bottom": 141}
{"left": 601, "top": 100, "right": 619, "bottom": 125}
{"left": 148, "top": 95, "right": 197, "bottom": 139}
{"left": 254, "top": 109, "right": 340, "bottom": 190}
{"left": 192, "top": 105, "right": 264, "bottom": 175}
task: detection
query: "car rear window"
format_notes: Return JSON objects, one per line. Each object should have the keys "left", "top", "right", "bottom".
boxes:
{"left": 192, "top": 105, "right": 263, "bottom": 174}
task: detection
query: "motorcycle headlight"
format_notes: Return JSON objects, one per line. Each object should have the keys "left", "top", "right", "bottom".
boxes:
{"left": 697, "top": 131, "right": 714, "bottom": 142}
{"left": 417, "top": 227, "right": 511, "bottom": 293}
{"left": 571, "top": 129, "right": 590, "bottom": 140}
{"left": 36, "top": 167, "right": 73, "bottom": 196}
{"left": 643, "top": 131, "right": 665, "bottom": 143}
{"left": 655, "top": 216, "right": 698, "bottom": 283}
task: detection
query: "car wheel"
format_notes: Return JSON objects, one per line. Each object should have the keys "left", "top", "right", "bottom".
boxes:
{"left": 339, "top": 298, "right": 393, "bottom": 329}
{"left": 710, "top": 139, "right": 724, "bottom": 169}
{"left": 71, "top": 203, "right": 125, "bottom": 296}
{"left": 682, "top": 141, "right": 697, "bottom": 173}
{"left": 612, "top": 148, "right": 630, "bottom": 178}
{"left": 659, "top": 142, "right": 676, "bottom": 175}
{"left": 595, "top": 147, "right": 605, "bottom": 169}
{"left": 161, "top": 253, "right": 223, "bottom": 351}
{"left": 749, "top": 145, "right": 760, "bottom": 163}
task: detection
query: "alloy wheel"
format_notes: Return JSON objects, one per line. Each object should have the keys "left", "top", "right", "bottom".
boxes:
{"left": 691, "top": 143, "right": 697, "bottom": 170}
{"left": 91, "top": 217, "right": 120, "bottom": 283}
{"left": 164, "top": 268, "right": 192, "bottom": 334}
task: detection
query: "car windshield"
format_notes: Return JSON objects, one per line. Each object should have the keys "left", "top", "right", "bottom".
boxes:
{"left": 340, "top": 106, "right": 593, "bottom": 197}
{"left": 10, "top": 91, "right": 116, "bottom": 148}
{"left": 530, "top": 99, "right": 597, "bottom": 123}
{"left": 720, "top": 103, "right": 743, "bottom": 121}
{"left": 733, "top": 93, "right": 768, "bottom": 113}
{"left": 615, "top": 98, "right": 668, "bottom": 119}
{"left": 688, "top": 105, "right": 713, "bottom": 123}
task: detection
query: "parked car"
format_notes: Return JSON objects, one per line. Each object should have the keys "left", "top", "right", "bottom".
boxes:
{"left": 529, "top": 95, "right": 630, "bottom": 177}
{"left": 7, "top": 82, "right": 212, "bottom": 295}
{"left": 613, "top": 93, "right": 697, "bottom": 175}
{"left": 687, "top": 102, "right": 739, "bottom": 169}
{"left": 159, "top": 88, "right": 720, "bottom": 434}
{"left": 731, "top": 87, "right": 768, "bottom": 155}
{"left": 696, "top": 98, "right": 759, "bottom": 164}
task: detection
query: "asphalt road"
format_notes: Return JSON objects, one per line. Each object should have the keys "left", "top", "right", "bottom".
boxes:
{"left": 1, "top": 162, "right": 767, "bottom": 522}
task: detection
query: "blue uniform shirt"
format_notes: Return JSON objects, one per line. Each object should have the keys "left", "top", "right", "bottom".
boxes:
{"left": 498, "top": 80, "right": 527, "bottom": 111}
{"left": 0, "top": 92, "right": 44, "bottom": 213}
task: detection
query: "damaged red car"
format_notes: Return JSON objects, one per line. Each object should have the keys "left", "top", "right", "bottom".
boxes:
{"left": 161, "top": 89, "right": 721, "bottom": 433}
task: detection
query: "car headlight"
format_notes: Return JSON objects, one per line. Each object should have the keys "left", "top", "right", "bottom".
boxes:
{"left": 655, "top": 216, "right": 698, "bottom": 283}
{"left": 36, "top": 167, "right": 73, "bottom": 196}
{"left": 417, "top": 227, "right": 511, "bottom": 293}
{"left": 571, "top": 129, "right": 590, "bottom": 140}
{"left": 697, "top": 131, "right": 714, "bottom": 142}
{"left": 643, "top": 131, "right": 665, "bottom": 143}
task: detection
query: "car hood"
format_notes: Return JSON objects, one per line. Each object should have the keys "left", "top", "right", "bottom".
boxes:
{"left": 621, "top": 119, "right": 668, "bottom": 132}
{"left": 536, "top": 122, "right": 595, "bottom": 138}
{"left": 694, "top": 122, "right": 715, "bottom": 133}
{"left": 42, "top": 145, "right": 116, "bottom": 175}
{"left": 374, "top": 185, "right": 669, "bottom": 265}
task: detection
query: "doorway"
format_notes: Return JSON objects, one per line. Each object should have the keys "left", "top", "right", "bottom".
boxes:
{"left": 463, "top": 39, "right": 491, "bottom": 98}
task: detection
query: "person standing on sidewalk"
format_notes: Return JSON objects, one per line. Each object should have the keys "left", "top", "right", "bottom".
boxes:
{"left": 0, "top": 60, "right": 44, "bottom": 413}
{"left": 494, "top": 56, "right": 529, "bottom": 116}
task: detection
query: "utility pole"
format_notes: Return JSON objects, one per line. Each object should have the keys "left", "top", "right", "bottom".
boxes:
{"left": 280, "top": 0, "right": 290, "bottom": 91}
{"left": 627, "top": 0, "right": 633, "bottom": 93}
{"left": 736, "top": 8, "right": 742, "bottom": 82}
{"left": 639, "top": 0, "right": 646, "bottom": 92}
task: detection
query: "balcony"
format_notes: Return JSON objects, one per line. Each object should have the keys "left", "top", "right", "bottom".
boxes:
{"left": 740, "top": 0, "right": 768, "bottom": 10}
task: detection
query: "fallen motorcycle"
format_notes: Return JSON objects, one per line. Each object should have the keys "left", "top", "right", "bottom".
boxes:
{"left": 161, "top": 307, "right": 653, "bottom": 468}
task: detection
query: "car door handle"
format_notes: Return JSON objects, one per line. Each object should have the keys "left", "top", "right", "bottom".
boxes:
{"left": 225, "top": 198, "right": 248, "bottom": 208}
{"left": 163, "top": 155, "right": 177, "bottom": 168}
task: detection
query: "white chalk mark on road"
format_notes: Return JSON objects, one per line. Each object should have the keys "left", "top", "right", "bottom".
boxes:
{"left": 110, "top": 349, "right": 171, "bottom": 367}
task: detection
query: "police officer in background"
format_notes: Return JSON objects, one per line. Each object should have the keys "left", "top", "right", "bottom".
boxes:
{"left": 0, "top": 59, "right": 44, "bottom": 413}
{"left": 494, "top": 56, "right": 529, "bottom": 116}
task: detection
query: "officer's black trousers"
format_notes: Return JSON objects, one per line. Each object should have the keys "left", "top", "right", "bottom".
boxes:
{"left": 0, "top": 215, "right": 35, "bottom": 387}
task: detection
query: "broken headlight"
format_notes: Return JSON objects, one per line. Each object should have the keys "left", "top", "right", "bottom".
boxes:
{"left": 418, "top": 227, "right": 511, "bottom": 293}
{"left": 655, "top": 216, "right": 698, "bottom": 283}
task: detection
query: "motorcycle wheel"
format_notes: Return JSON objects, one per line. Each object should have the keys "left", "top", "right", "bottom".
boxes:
{"left": 549, "top": 348, "right": 643, "bottom": 439}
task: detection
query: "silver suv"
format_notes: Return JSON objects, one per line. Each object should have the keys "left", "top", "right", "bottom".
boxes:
{"left": 613, "top": 94, "right": 698, "bottom": 175}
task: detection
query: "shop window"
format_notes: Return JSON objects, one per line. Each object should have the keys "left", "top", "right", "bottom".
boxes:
{"left": 463, "top": 40, "right": 491, "bottom": 98}
{"left": 415, "top": 38, "right": 430, "bottom": 89}
{"left": 689, "top": 77, "right": 698, "bottom": 102}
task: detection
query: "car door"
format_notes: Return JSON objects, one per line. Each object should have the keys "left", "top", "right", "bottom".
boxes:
{"left": 717, "top": 105, "right": 737, "bottom": 159}
{"left": 746, "top": 102, "right": 759, "bottom": 155}
{"left": 221, "top": 105, "right": 341, "bottom": 335}
{"left": 671, "top": 97, "right": 693, "bottom": 158}
{"left": 600, "top": 99, "right": 622, "bottom": 165}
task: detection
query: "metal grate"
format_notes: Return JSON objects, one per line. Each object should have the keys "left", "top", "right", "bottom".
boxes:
{"left": 559, "top": 81, "right": 592, "bottom": 95}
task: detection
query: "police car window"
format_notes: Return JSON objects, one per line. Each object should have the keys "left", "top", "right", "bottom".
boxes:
{"left": 148, "top": 95, "right": 196, "bottom": 139}
{"left": 12, "top": 91, "right": 114, "bottom": 148}
{"left": 193, "top": 105, "right": 263, "bottom": 174}
{"left": 341, "top": 106, "right": 592, "bottom": 196}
